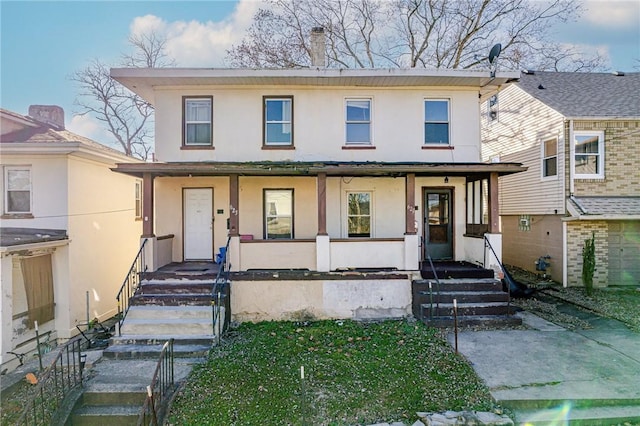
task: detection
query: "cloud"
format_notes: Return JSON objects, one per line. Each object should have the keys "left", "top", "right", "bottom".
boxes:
{"left": 582, "top": 0, "right": 640, "bottom": 27}
{"left": 129, "top": 0, "right": 265, "bottom": 67}
{"left": 67, "top": 114, "right": 118, "bottom": 147}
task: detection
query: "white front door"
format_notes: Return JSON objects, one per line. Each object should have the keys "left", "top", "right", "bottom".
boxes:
{"left": 184, "top": 188, "right": 213, "bottom": 260}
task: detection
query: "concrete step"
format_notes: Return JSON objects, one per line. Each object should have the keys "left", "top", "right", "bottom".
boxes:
{"left": 514, "top": 405, "right": 640, "bottom": 425}
{"left": 417, "top": 290, "right": 509, "bottom": 304}
{"left": 138, "top": 282, "right": 215, "bottom": 295}
{"left": 413, "top": 278, "right": 502, "bottom": 292}
{"left": 119, "top": 318, "right": 214, "bottom": 336}
{"left": 421, "top": 302, "right": 514, "bottom": 317}
{"left": 109, "top": 334, "right": 215, "bottom": 346}
{"left": 70, "top": 404, "right": 140, "bottom": 426}
{"left": 130, "top": 294, "right": 212, "bottom": 306}
{"left": 102, "top": 343, "right": 212, "bottom": 360}
{"left": 126, "top": 305, "right": 213, "bottom": 320}
{"left": 422, "top": 314, "right": 522, "bottom": 327}
{"left": 81, "top": 389, "right": 146, "bottom": 406}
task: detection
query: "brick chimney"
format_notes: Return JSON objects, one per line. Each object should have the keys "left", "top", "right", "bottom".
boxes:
{"left": 28, "top": 105, "right": 65, "bottom": 130}
{"left": 310, "top": 27, "right": 326, "bottom": 68}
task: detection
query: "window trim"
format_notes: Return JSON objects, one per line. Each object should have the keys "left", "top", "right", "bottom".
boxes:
{"left": 263, "top": 96, "right": 294, "bottom": 148}
{"left": 424, "top": 99, "right": 451, "bottom": 145}
{"left": 263, "top": 188, "right": 294, "bottom": 240}
{"left": 573, "top": 130, "right": 604, "bottom": 179}
{"left": 541, "top": 137, "right": 559, "bottom": 180}
{"left": 182, "top": 96, "right": 213, "bottom": 148}
{"left": 345, "top": 98, "right": 373, "bottom": 145}
{"left": 4, "top": 166, "right": 32, "bottom": 215}
{"left": 345, "top": 191, "right": 373, "bottom": 238}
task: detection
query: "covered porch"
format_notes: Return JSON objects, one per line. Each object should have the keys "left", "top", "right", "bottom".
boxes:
{"left": 113, "top": 161, "right": 525, "bottom": 275}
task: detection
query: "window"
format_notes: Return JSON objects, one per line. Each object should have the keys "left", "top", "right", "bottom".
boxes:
{"left": 542, "top": 138, "right": 558, "bottom": 178}
{"left": 425, "top": 99, "right": 450, "bottom": 144}
{"left": 183, "top": 97, "right": 212, "bottom": 146}
{"left": 345, "top": 99, "right": 371, "bottom": 144}
{"left": 264, "top": 97, "right": 293, "bottom": 146}
{"left": 347, "top": 192, "right": 371, "bottom": 237}
{"left": 466, "top": 178, "right": 488, "bottom": 236}
{"left": 21, "top": 254, "right": 55, "bottom": 328}
{"left": 4, "top": 166, "right": 31, "bottom": 214}
{"left": 574, "top": 131, "right": 604, "bottom": 178}
{"left": 135, "top": 180, "right": 142, "bottom": 219}
{"left": 264, "top": 189, "right": 293, "bottom": 239}
{"left": 487, "top": 95, "right": 498, "bottom": 122}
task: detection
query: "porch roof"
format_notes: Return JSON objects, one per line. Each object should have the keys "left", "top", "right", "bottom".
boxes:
{"left": 112, "top": 161, "right": 526, "bottom": 178}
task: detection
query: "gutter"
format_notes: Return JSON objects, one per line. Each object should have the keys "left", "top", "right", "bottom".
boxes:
{"left": 0, "top": 238, "right": 70, "bottom": 255}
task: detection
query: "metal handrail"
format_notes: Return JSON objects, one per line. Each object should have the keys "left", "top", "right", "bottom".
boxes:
{"left": 212, "top": 236, "right": 231, "bottom": 343}
{"left": 483, "top": 235, "right": 512, "bottom": 313}
{"left": 137, "top": 339, "right": 175, "bottom": 426}
{"left": 116, "top": 238, "right": 148, "bottom": 336}
{"left": 17, "top": 336, "right": 85, "bottom": 425}
{"left": 422, "top": 236, "right": 441, "bottom": 321}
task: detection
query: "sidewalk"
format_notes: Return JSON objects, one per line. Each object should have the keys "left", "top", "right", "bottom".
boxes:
{"left": 448, "top": 308, "right": 640, "bottom": 423}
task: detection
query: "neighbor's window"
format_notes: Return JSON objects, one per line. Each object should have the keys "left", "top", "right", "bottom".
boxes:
{"left": 466, "top": 178, "right": 488, "bottom": 236}
{"left": 345, "top": 99, "right": 371, "bottom": 144}
{"left": 542, "top": 138, "right": 558, "bottom": 178}
{"left": 487, "top": 95, "right": 498, "bottom": 122}
{"left": 4, "top": 166, "right": 31, "bottom": 214}
{"left": 264, "top": 97, "right": 293, "bottom": 146}
{"left": 425, "top": 99, "right": 450, "bottom": 144}
{"left": 135, "top": 180, "right": 142, "bottom": 219}
{"left": 183, "top": 97, "right": 213, "bottom": 146}
{"left": 574, "top": 131, "right": 604, "bottom": 179}
{"left": 347, "top": 192, "right": 371, "bottom": 237}
{"left": 264, "top": 189, "right": 293, "bottom": 239}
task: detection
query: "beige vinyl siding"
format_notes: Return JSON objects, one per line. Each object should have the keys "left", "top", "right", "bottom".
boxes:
{"left": 481, "top": 85, "right": 565, "bottom": 215}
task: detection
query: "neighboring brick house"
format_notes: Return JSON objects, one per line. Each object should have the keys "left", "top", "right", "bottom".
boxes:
{"left": 481, "top": 71, "right": 640, "bottom": 287}
{"left": 109, "top": 62, "right": 526, "bottom": 321}
{"left": 0, "top": 106, "right": 142, "bottom": 372}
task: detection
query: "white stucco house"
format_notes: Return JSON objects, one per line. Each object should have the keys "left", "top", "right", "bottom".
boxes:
{"left": 0, "top": 106, "right": 142, "bottom": 372}
{"left": 109, "top": 61, "right": 526, "bottom": 322}
{"left": 481, "top": 71, "right": 640, "bottom": 287}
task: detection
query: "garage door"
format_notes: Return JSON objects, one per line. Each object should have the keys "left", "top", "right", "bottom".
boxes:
{"left": 609, "top": 221, "right": 640, "bottom": 286}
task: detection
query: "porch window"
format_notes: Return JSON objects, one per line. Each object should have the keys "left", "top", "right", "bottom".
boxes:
{"left": 345, "top": 99, "right": 371, "bottom": 144}
{"left": 347, "top": 192, "right": 371, "bottom": 237}
{"left": 20, "top": 254, "right": 55, "bottom": 328}
{"left": 135, "top": 180, "right": 142, "bottom": 219}
{"left": 264, "top": 97, "right": 293, "bottom": 146}
{"left": 542, "top": 138, "right": 558, "bottom": 178}
{"left": 573, "top": 131, "right": 604, "bottom": 179}
{"left": 264, "top": 189, "right": 293, "bottom": 239}
{"left": 424, "top": 99, "right": 450, "bottom": 144}
{"left": 4, "top": 166, "right": 31, "bottom": 214}
{"left": 183, "top": 97, "right": 213, "bottom": 146}
{"left": 466, "top": 178, "right": 488, "bottom": 236}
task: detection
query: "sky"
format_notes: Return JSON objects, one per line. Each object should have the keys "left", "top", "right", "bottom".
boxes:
{"left": 1, "top": 0, "right": 639, "bottom": 145}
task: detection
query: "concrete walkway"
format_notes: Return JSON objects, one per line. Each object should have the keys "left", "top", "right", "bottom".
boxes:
{"left": 448, "top": 308, "right": 640, "bottom": 424}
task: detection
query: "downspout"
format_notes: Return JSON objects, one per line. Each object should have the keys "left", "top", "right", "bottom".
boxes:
{"left": 562, "top": 221, "right": 568, "bottom": 287}
{"left": 565, "top": 119, "right": 574, "bottom": 288}
{"left": 568, "top": 119, "right": 575, "bottom": 196}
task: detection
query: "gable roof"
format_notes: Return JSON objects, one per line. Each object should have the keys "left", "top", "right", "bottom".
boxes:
{"left": 515, "top": 71, "right": 640, "bottom": 119}
{"left": 0, "top": 108, "right": 135, "bottom": 162}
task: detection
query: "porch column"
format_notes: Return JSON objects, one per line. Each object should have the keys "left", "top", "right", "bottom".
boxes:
{"left": 405, "top": 173, "right": 416, "bottom": 235}
{"left": 488, "top": 172, "right": 500, "bottom": 233}
{"left": 317, "top": 172, "right": 327, "bottom": 235}
{"left": 142, "top": 172, "right": 155, "bottom": 237}
{"left": 229, "top": 174, "right": 239, "bottom": 236}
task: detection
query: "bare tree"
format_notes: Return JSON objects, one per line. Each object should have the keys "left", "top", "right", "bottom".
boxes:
{"left": 227, "top": 0, "right": 606, "bottom": 72}
{"left": 71, "top": 31, "right": 174, "bottom": 160}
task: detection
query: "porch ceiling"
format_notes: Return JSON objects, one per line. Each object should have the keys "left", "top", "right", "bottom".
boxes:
{"left": 112, "top": 161, "right": 526, "bottom": 178}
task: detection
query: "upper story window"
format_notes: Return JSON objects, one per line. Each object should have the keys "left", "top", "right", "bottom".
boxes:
{"left": 542, "top": 138, "right": 558, "bottom": 179}
{"left": 4, "top": 166, "right": 31, "bottom": 214}
{"left": 345, "top": 99, "right": 371, "bottom": 144}
{"left": 264, "top": 189, "right": 293, "bottom": 239}
{"left": 424, "top": 99, "right": 450, "bottom": 144}
{"left": 574, "top": 130, "right": 604, "bottom": 179}
{"left": 347, "top": 192, "right": 372, "bottom": 237}
{"left": 264, "top": 97, "right": 293, "bottom": 147}
{"left": 183, "top": 97, "right": 213, "bottom": 147}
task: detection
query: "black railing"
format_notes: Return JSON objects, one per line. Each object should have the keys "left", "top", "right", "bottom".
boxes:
{"left": 212, "top": 236, "right": 231, "bottom": 344}
{"left": 422, "top": 236, "right": 441, "bottom": 321}
{"left": 116, "top": 238, "right": 148, "bottom": 336}
{"left": 483, "top": 235, "right": 512, "bottom": 313}
{"left": 17, "top": 336, "right": 85, "bottom": 425}
{"left": 137, "top": 339, "right": 175, "bottom": 426}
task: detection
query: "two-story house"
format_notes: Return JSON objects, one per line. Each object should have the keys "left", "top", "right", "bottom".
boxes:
{"left": 481, "top": 71, "right": 640, "bottom": 287}
{"left": 110, "top": 65, "right": 525, "bottom": 321}
{"left": 0, "top": 106, "right": 142, "bottom": 372}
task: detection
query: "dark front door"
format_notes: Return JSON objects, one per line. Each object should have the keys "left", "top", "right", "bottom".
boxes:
{"left": 423, "top": 188, "right": 453, "bottom": 260}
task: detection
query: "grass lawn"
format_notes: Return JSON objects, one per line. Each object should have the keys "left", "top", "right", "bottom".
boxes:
{"left": 168, "top": 319, "right": 494, "bottom": 425}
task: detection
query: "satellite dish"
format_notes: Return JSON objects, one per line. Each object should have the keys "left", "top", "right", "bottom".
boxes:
{"left": 488, "top": 43, "right": 502, "bottom": 65}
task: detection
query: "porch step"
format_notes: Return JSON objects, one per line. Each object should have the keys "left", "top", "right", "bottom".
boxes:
{"left": 126, "top": 305, "right": 214, "bottom": 320}
{"left": 420, "top": 302, "right": 514, "bottom": 317}
{"left": 422, "top": 315, "right": 522, "bottom": 328}
{"left": 70, "top": 403, "right": 140, "bottom": 426}
{"left": 137, "top": 280, "right": 215, "bottom": 295}
{"left": 120, "top": 318, "right": 214, "bottom": 335}
{"left": 130, "top": 294, "right": 213, "bottom": 306}
{"left": 420, "top": 261, "right": 495, "bottom": 279}
{"left": 413, "top": 278, "right": 503, "bottom": 292}
{"left": 102, "top": 343, "right": 211, "bottom": 359}
{"left": 417, "top": 290, "right": 509, "bottom": 304}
